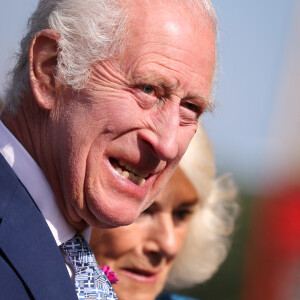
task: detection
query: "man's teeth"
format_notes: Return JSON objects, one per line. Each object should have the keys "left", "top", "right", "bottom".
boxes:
{"left": 113, "top": 160, "right": 149, "bottom": 186}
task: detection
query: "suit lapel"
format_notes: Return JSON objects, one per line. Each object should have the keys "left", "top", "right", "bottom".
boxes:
{"left": 0, "top": 154, "right": 77, "bottom": 299}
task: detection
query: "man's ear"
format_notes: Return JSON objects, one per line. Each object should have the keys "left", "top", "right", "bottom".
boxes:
{"left": 29, "top": 29, "right": 61, "bottom": 110}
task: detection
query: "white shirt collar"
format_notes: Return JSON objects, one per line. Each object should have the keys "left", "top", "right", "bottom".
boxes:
{"left": 0, "top": 121, "right": 91, "bottom": 245}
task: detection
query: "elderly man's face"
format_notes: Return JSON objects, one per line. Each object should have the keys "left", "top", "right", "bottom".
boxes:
{"left": 50, "top": 1, "right": 215, "bottom": 228}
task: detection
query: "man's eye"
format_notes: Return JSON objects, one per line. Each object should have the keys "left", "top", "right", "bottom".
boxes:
{"left": 142, "top": 85, "right": 155, "bottom": 95}
{"left": 183, "top": 102, "right": 199, "bottom": 113}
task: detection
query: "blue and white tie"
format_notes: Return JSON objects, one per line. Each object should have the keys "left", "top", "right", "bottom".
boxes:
{"left": 60, "top": 233, "right": 118, "bottom": 300}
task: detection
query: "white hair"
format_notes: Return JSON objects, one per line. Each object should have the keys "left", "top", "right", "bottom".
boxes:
{"left": 4, "top": 0, "right": 128, "bottom": 113}
{"left": 4, "top": 0, "right": 216, "bottom": 113}
{"left": 165, "top": 123, "right": 239, "bottom": 289}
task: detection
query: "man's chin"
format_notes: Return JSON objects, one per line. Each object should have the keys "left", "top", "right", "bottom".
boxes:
{"left": 89, "top": 216, "right": 136, "bottom": 229}
{"left": 86, "top": 205, "right": 141, "bottom": 229}
{"left": 84, "top": 189, "right": 149, "bottom": 227}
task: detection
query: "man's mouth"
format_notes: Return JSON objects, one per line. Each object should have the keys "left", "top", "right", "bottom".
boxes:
{"left": 109, "top": 158, "right": 150, "bottom": 186}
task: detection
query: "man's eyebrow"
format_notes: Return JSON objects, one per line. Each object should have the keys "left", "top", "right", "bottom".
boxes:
{"left": 132, "top": 72, "right": 179, "bottom": 90}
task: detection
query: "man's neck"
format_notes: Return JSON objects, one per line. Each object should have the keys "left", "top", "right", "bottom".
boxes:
{"left": 1, "top": 99, "right": 88, "bottom": 231}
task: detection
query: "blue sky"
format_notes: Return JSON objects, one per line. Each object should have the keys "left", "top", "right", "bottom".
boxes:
{"left": 0, "top": 0, "right": 295, "bottom": 190}
{"left": 203, "top": 0, "right": 295, "bottom": 189}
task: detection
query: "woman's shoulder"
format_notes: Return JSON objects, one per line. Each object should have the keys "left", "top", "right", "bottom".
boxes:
{"left": 156, "top": 292, "right": 201, "bottom": 300}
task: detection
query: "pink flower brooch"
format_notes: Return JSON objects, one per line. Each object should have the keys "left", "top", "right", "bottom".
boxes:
{"left": 100, "top": 265, "right": 119, "bottom": 284}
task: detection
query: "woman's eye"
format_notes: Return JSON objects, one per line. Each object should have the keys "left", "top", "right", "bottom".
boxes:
{"left": 141, "top": 207, "right": 154, "bottom": 216}
{"left": 173, "top": 209, "right": 193, "bottom": 222}
{"left": 142, "top": 85, "right": 155, "bottom": 95}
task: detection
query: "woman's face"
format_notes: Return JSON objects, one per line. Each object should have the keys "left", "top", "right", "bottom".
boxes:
{"left": 90, "top": 167, "right": 199, "bottom": 300}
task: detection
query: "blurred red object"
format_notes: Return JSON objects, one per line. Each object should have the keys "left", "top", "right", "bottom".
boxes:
{"left": 241, "top": 183, "right": 300, "bottom": 300}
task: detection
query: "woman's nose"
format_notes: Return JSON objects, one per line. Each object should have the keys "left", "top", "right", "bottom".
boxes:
{"left": 145, "top": 214, "right": 179, "bottom": 260}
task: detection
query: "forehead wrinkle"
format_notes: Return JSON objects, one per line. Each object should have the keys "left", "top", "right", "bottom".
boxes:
{"left": 126, "top": 42, "right": 212, "bottom": 81}
{"left": 132, "top": 52, "right": 214, "bottom": 91}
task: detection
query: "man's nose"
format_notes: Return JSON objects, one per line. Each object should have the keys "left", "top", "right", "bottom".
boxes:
{"left": 139, "top": 103, "right": 180, "bottom": 162}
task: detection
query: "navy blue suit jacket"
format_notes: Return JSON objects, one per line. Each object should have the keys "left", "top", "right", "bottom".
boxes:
{"left": 0, "top": 153, "right": 77, "bottom": 299}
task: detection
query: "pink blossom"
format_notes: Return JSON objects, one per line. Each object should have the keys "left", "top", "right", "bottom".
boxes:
{"left": 100, "top": 265, "right": 119, "bottom": 284}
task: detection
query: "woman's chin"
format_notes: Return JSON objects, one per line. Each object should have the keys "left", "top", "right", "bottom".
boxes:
{"left": 113, "top": 272, "right": 164, "bottom": 300}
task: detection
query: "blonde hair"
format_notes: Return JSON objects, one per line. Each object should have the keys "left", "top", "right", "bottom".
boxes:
{"left": 166, "top": 122, "right": 239, "bottom": 289}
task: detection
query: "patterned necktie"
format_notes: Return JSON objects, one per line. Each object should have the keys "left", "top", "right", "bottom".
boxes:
{"left": 60, "top": 233, "right": 118, "bottom": 300}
